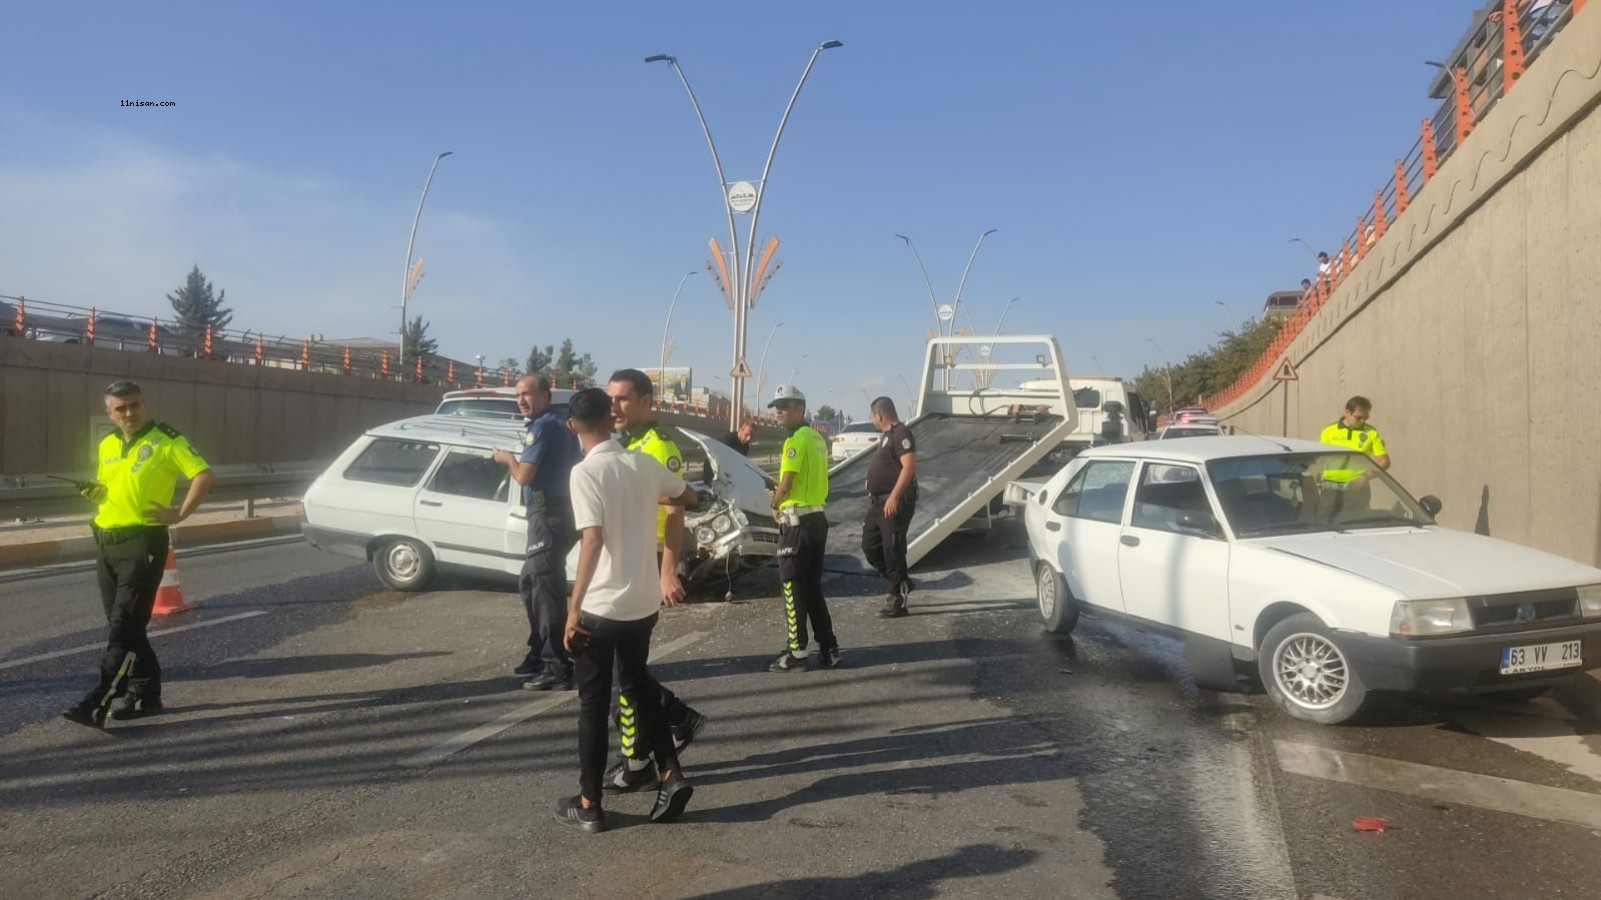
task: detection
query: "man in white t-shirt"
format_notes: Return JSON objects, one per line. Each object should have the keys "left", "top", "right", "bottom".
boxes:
{"left": 555, "top": 388, "right": 697, "bottom": 834}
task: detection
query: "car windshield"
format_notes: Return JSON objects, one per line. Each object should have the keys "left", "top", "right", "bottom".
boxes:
{"left": 843, "top": 423, "right": 876, "bottom": 433}
{"left": 1161, "top": 427, "right": 1219, "bottom": 439}
{"left": 1207, "top": 452, "right": 1431, "bottom": 537}
{"left": 436, "top": 398, "right": 522, "bottom": 419}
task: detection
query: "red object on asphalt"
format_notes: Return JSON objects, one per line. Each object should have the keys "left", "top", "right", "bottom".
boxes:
{"left": 1352, "top": 817, "right": 1389, "bottom": 832}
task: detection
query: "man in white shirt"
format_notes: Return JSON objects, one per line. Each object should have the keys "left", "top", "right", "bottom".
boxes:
{"left": 555, "top": 388, "right": 697, "bottom": 834}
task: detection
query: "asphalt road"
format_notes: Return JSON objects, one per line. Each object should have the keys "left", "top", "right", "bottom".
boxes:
{"left": 1, "top": 526, "right": 1597, "bottom": 898}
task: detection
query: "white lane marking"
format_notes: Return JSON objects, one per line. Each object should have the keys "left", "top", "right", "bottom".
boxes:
{"left": 0, "top": 610, "right": 269, "bottom": 671}
{"left": 402, "top": 630, "right": 709, "bottom": 769}
{"left": 1448, "top": 709, "right": 1601, "bottom": 787}
{"left": 1274, "top": 740, "right": 1601, "bottom": 830}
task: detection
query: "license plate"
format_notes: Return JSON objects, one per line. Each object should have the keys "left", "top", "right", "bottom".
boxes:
{"left": 1499, "top": 640, "right": 1583, "bottom": 675}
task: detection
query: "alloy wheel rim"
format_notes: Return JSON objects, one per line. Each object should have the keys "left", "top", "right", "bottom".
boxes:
{"left": 1272, "top": 632, "right": 1348, "bottom": 710}
{"left": 1037, "top": 567, "right": 1057, "bottom": 619}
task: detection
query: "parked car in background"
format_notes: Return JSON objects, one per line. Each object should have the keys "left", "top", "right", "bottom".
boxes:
{"left": 301, "top": 415, "right": 778, "bottom": 593}
{"left": 1023, "top": 436, "right": 1601, "bottom": 725}
{"left": 830, "top": 421, "right": 880, "bottom": 463}
{"left": 1159, "top": 423, "right": 1224, "bottom": 439}
{"left": 434, "top": 386, "right": 573, "bottom": 421}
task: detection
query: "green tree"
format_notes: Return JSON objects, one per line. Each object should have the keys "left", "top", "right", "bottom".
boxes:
{"left": 1135, "top": 317, "right": 1284, "bottom": 415}
{"left": 526, "top": 344, "right": 553, "bottom": 376}
{"left": 815, "top": 404, "right": 838, "bottom": 423}
{"left": 498, "top": 357, "right": 521, "bottom": 378}
{"left": 166, "top": 265, "right": 233, "bottom": 343}
{"left": 549, "top": 338, "right": 600, "bottom": 388}
{"left": 401, "top": 315, "right": 438, "bottom": 364}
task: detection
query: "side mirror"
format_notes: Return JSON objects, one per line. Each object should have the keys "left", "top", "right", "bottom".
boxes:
{"left": 1176, "top": 509, "right": 1223, "bottom": 538}
{"left": 1418, "top": 495, "right": 1443, "bottom": 517}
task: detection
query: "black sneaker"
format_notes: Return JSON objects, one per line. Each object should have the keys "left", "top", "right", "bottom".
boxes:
{"left": 768, "top": 650, "right": 807, "bottom": 673}
{"left": 650, "top": 770, "right": 694, "bottom": 823}
{"left": 522, "top": 672, "right": 573, "bottom": 691}
{"left": 671, "top": 709, "right": 707, "bottom": 751}
{"left": 817, "top": 647, "right": 843, "bottom": 669}
{"left": 110, "top": 695, "right": 164, "bottom": 721}
{"left": 603, "top": 759, "right": 660, "bottom": 793}
{"left": 554, "top": 795, "right": 607, "bottom": 833}
{"left": 513, "top": 654, "right": 542, "bottom": 677}
{"left": 61, "top": 703, "right": 107, "bottom": 729}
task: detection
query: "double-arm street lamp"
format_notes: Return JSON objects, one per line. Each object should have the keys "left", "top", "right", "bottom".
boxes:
{"left": 659, "top": 271, "right": 698, "bottom": 402}
{"left": 755, "top": 321, "right": 783, "bottom": 401}
{"left": 400, "top": 151, "right": 452, "bottom": 348}
{"left": 646, "top": 40, "right": 843, "bottom": 430}
{"left": 895, "top": 228, "right": 998, "bottom": 389}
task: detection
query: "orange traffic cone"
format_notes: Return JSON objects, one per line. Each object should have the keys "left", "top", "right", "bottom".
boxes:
{"left": 151, "top": 546, "right": 196, "bottom": 615}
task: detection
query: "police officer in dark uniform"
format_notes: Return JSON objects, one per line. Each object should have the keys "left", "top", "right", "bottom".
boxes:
{"left": 863, "top": 397, "right": 918, "bottom": 618}
{"left": 493, "top": 374, "right": 580, "bottom": 690}
{"left": 63, "top": 381, "right": 214, "bottom": 727}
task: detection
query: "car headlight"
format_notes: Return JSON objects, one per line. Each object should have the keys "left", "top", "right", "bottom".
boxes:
{"left": 1390, "top": 598, "right": 1473, "bottom": 636}
{"left": 1579, "top": 584, "right": 1601, "bottom": 618}
{"left": 694, "top": 525, "right": 717, "bottom": 545}
{"left": 712, "top": 514, "right": 734, "bottom": 535}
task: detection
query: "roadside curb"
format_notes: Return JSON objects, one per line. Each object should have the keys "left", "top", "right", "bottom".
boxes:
{"left": 0, "top": 515, "right": 305, "bottom": 570}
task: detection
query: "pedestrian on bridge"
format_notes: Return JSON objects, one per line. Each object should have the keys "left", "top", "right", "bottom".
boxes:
{"left": 863, "top": 396, "right": 918, "bottom": 618}
{"left": 492, "top": 374, "right": 580, "bottom": 691}
{"left": 600, "top": 369, "right": 708, "bottom": 792}
{"left": 558, "top": 388, "right": 697, "bottom": 833}
{"left": 767, "top": 385, "right": 839, "bottom": 672}
{"left": 62, "top": 381, "right": 215, "bottom": 728}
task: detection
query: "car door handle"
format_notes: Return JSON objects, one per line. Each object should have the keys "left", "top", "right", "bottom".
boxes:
{"left": 1045, "top": 521, "right": 1061, "bottom": 532}
{"left": 1120, "top": 535, "right": 1140, "bottom": 547}
{"left": 419, "top": 499, "right": 443, "bottom": 507}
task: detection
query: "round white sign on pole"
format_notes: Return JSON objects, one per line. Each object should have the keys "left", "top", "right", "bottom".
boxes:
{"left": 726, "top": 181, "right": 758, "bottom": 214}
{"left": 937, "top": 304, "right": 955, "bottom": 323}
{"left": 979, "top": 344, "right": 992, "bottom": 358}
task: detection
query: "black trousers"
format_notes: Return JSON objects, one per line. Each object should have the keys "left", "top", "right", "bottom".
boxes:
{"left": 90, "top": 527, "right": 169, "bottom": 703}
{"left": 615, "top": 549, "right": 691, "bottom": 759}
{"left": 575, "top": 612, "right": 677, "bottom": 804}
{"left": 520, "top": 494, "right": 576, "bottom": 677}
{"left": 777, "top": 511, "right": 835, "bottom": 653}
{"left": 862, "top": 491, "right": 915, "bottom": 593}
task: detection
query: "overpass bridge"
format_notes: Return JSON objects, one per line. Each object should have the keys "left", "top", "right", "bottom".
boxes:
{"left": 1209, "top": 2, "right": 1601, "bottom": 566}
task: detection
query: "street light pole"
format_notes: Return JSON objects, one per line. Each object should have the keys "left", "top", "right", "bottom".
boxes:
{"left": 647, "top": 40, "right": 842, "bottom": 432}
{"left": 895, "top": 228, "right": 998, "bottom": 390}
{"left": 401, "top": 151, "right": 452, "bottom": 349}
{"left": 1214, "top": 300, "right": 1239, "bottom": 332}
{"left": 1147, "top": 337, "right": 1175, "bottom": 411}
{"left": 1288, "top": 237, "right": 1318, "bottom": 262}
{"left": 755, "top": 320, "right": 783, "bottom": 403}
{"left": 659, "top": 271, "right": 697, "bottom": 403}
{"left": 787, "top": 353, "right": 809, "bottom": 385}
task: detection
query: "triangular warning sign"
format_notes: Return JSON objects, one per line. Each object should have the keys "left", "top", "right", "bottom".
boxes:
{"left": 1272, "top": 359, "right": 1298, "bottom": 382}
{"left": 730, "top": 357, "right": 752, "bottom": 379}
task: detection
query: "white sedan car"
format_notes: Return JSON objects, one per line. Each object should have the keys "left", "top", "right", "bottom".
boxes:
{"left": 830, "top": 422, "right": 881, "bottom": 462}
{"left": 302, "top": 415, "right": 778, "bottom": 592}
{"left": 1023, "top": 436, "right": 1601, "bottom": 724}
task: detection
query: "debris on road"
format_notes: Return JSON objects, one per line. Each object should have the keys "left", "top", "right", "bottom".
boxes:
{"left": 1353, "top": 816, "right": 1389, "bottom": 832}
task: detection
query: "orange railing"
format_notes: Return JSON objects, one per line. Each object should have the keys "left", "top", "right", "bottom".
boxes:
{"left": 1205, "top": 0, "right": 1584, "bottom": 411}
{"left": 1, "top": 292, "right": 771, "bottom": 425}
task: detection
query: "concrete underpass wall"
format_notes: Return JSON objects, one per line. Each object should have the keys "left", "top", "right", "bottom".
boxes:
{"left": 0, "top": 339, "right": 441, "bottom": 474}
{"left": 1215, "top": 10, "right": 1601, "bottom": 566}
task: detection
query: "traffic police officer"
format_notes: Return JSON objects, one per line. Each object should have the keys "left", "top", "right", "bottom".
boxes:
{"left": 863, "top": 396, "right": 918, "bottom": 618}
{"left": 600, "top": 369, "right": 706, "bottom": 792}
{"left": 63, "top": 381, "right": 214, "bottom": 727}
{"left": 493, "top": 374, "right": 580, "bottom": 691}
{"left": 767, "top": 384, "right": 838, "bottom": 672}
{"left": 1316, "top": 395, "right": 1390, "bottom": 518}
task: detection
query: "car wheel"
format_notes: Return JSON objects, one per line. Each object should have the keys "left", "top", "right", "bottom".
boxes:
{"left": 1036, "top": 562, "right": 1079, "bottom": 634}
{"left": 1484, "top": 685, "right": 1549, "bottom": 703}
{"left": 1258, "top": 613, "right": 1369, "bottom": 725}
{"left": 373, "top": 538, "right": 435, "bottom": 591}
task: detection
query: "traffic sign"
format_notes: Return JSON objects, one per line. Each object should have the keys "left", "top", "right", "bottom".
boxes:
{"left": 937, "top": 304, "right": 954, "bottom": 323}
{"left": 979, "top": 344, "right": 992, "bottom": 358}
{"left": 726, "top": 181, "right": 757, "bottom": 214}
{"left": 1272, "top": 359, "right": 1299, "bottom": 382}
{"left": 730, "top": 357, "right": 752, "bottom": 378}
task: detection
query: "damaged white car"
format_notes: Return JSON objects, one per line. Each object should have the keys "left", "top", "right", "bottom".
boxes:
{"left": 301, "top": 415, "right": 778, "bottom": 593}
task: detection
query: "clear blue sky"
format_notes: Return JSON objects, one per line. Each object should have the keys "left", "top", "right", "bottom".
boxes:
{"left": 4, "top": 0, "right": 1478, "bottom": 417}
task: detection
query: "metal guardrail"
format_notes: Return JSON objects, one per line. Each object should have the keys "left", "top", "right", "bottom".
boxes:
{"left": 1, "top": 462, "right": 325, "bottom": 522}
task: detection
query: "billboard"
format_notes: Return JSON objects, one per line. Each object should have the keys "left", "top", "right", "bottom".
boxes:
{"left": 643, "top": 367, "right": 693, "bottom": 399}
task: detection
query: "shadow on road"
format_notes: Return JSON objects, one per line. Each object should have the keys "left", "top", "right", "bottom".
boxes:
{"left": 684, "top": 843, "right": 1039, "bottom": 899}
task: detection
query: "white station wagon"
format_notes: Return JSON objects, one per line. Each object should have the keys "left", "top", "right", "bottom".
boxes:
{"left": 1023, "top": 436, "right": 1601, "bottom": 724}
{"left": 302, "top": 415, "right": 779, "bottom": 593}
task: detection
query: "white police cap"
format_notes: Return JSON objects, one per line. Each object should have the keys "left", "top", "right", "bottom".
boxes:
{"left": 767, "top": 384, "right": 807, "bottom": 408}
